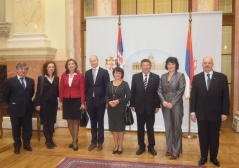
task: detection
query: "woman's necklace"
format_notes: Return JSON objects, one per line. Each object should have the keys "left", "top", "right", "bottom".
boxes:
{"left": 112, "top": 80, "right": 122, "bottom": 99}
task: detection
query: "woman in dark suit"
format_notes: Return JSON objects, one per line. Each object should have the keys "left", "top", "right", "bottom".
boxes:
{"left": 158, "top": 57, "right": 185, "bottom": 159}
{"left": 59, "top": 58, "right": 85, "bottom": 151}
{"left": 105, "top": 67, "right": 131, "bottom": 155}
{"left": 35, "top": 61, "right": 59, "bottom": 149}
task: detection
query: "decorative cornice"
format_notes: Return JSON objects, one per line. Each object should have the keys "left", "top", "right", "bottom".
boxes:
{"left": 0, "top": 22, "right": 12, "bottom": 38}
{"left": 0, "top": 47, "right": 57, "bottom": 61}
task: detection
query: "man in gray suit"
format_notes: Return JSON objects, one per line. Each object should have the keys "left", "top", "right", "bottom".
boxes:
{"left": 130, "top": 58, "right": 160, "bottom": 156}
{"left": 190, "top": 56, "right": 230, "bottom": 167}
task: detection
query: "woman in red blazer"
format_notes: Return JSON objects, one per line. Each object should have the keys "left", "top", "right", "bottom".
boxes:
{"left": 59, "top": 58, "right": 85, "bottom": 151}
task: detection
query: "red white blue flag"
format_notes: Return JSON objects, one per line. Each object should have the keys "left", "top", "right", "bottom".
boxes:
{"left": 184, "top": 20, "right": 194, "bottom": 99}
{"left": 117, "top": 24, "right": 124, "bottom": 68}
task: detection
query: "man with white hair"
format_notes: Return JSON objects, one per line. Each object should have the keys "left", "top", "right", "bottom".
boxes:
{"left": 190, "top": 56, "right": 230, "bottom": 167}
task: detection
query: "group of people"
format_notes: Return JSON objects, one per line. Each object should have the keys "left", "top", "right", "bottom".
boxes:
{"left": 3, "top": 55, "right": 229, "bottom": 167}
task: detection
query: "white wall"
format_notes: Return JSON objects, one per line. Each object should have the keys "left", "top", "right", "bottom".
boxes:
{"left": 86, "top": 12, "right": 222, "bottom": 132}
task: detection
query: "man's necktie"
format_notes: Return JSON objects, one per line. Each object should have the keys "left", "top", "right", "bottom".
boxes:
{"left": 92, "top": 68, "right": 96, "bottom": 84}
{"left": 144, "top": 74, "right": 147, "bottom": 91}
{"left": 20, "top": 78, "right": 26, "bottom": 89}
{"left": 207, "top": 74, "right": 211, "bottom": 90}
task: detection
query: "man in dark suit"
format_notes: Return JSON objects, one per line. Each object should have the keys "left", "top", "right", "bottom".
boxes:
{"left": 130, "top": 58, "right": 160, "bottom": 156}
{"left": 85, "top": 55, "right": 110, "bottom": 151}
{"left": 190, "top": 56, "right": 230, "bottom": 167}
{"left": 3, "top": 62, "right": 35, "bottom": 154}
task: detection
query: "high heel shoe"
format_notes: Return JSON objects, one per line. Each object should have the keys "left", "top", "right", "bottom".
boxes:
{"left": 118, "top": 148, "right": 123, "bottom": 155}
{"left": 112, "top": 149, "right": 118, "bottom": 154}
{"left": 73, "top": 143, "right": 78, "bottom": 151}
{"left": 69, "top": 139, "right": 78, "bottom": 148}
{"left": 73, "top": 146, "right": 78, "bottom": 151}
{"left": 170, "top": 154, "right": 179, "bottom": 160}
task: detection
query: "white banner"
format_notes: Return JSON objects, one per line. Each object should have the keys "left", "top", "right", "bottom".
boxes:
{"left": 86, "top": 12, "right": 222, "bottom": 132}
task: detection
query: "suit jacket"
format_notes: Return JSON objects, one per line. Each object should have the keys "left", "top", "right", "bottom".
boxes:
{"left": 85, "top": 67, "right": 110, "bottom": 106}
{"left": 130, "top": 72, "right": 160, "bottom": 114}
{"left": 3, "top": 76, "right": 35, "bottom": 117}
{"left": 158, "top": 72, "right": 185, "bottom": 106}
{"left": 190, "top": 71, "right": 230, "bottom": 122}
{"left": 35, "top": 76, "right": 59, "bottom": 106}
{"left": 59, "top": 72, "right": 85, "bottom": 103}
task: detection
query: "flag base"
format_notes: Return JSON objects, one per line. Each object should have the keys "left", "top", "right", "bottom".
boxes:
{"left": 182, "top": 132, "right": 197, "bottom": 139}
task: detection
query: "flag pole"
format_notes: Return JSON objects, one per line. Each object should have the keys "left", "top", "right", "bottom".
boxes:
{"left": 183, "top": 11, "right": 197, "bottom": 139}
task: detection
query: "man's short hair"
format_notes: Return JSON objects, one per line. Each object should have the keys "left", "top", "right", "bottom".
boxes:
{"left": 141, "top": 59, "right": 151, "bottom": 66}
{"left": 16, "top": 62, "right": 29, "bottom": 70}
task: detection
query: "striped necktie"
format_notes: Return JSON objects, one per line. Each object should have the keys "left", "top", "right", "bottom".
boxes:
{"left": 207, "top": 74, "right": 211, "bottom": 90}
{"left": 144, "top": 74, "right": 147, "bottom": 91}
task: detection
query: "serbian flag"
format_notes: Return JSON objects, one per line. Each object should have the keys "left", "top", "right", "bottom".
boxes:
{"left": 184, "top": 21, "right": 194, "bottom": 99}
{"left": 117, "top": 25, "right": 124, "bottom": 68}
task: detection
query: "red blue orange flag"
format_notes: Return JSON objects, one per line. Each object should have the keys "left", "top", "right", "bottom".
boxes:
{"left": 117, "top": 22, "right": 124, "bottom": 68}
{"left": 184, "top": 19, "right": 194, "bottom": 99}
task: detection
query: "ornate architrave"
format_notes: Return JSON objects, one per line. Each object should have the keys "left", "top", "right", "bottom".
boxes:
{"left": 0, "top": 22, "right": 12, "bottom": 38}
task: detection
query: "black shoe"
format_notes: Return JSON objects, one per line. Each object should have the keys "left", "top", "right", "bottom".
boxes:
{"left": 45, "top": 142, "right": 54, "bottom": 149}
{"left": 73, "top": 146, "right": 78, "bottom": 151}
{"left": 112, "top": 150, "right": 118, "bottom": 154}
{"left": 50, "top": 141, "right": 57, "bottom": 147}
{"left": 136, "top": 148, "right": 145, "bottom": 155}
{"left": 14, "top": 147, "right": 20, "bottom": 154}
{"left": 118, "top": 147, "right": 123, "bottom": 155}
{"left": 148, "top": 149, "right": 157, "bottom": 156}
{"left": 210, "top": 158, "right": 220, "bottom": 167}
{"left": 24, "top": 146, "right": 32, "bottom": 151}
{"left": 69, "top": 139, "right": 78, "bottom": 148}
{"left": 198, "top": 157, "right": 208, "bottom": 166}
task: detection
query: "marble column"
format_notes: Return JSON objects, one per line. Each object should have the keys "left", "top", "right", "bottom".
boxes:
{"left": 74, "top": 0, "right": 84, "bottom": 72}
{"left": 0, "top": 0, "right": 56, "bottom": 80}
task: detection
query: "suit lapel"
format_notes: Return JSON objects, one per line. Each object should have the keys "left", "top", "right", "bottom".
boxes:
{"left": 138, "top": 73, "right": 145, "bottom": 91}
{"left": 95, "top": 67, "right": 101, "bottom": 85}
{"left": 88, "top": 69, "right": 94, "bottom": 85}
{"left": 208, "top": 72, "right": 217, "bottom": 91}
{"left": 167, "top": 72, "right": 177, "bottom": 84}
{"left": 14, "top": 76, "right": 22, "bottom": 88}
{"left": 146, "top": 73, "right": 154, "bottom": 92}
{"left": 199, "top": 73, "right": 207, "bottom": 92}
{"left": 25, "top": 77, "right": 31, "bottom": 89}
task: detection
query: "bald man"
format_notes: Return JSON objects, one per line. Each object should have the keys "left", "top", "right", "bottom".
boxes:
{"left": 85, "top": 55, "right": 110, "bottom": 151}
{"left": 190, "top": 57, "right": 230, "bottom": 167}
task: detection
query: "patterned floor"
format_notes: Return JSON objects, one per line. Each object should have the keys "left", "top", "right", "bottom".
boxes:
{"left": 56, "top": 158, "right": 205, "bottom": 168}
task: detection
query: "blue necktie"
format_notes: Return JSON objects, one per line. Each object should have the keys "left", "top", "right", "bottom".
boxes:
{"left": 20, "top": 78, "right": 26, "bottom": 89}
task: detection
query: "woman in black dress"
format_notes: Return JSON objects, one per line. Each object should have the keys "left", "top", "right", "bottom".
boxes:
{"left": 35, "top": 61, "right": 59, "bottom": 149}
{"left": 106, "top": 67, "right": 131, "bottom": 154}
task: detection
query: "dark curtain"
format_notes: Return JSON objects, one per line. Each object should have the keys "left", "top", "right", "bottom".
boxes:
{"left": 0, "top": 65, "right": 7, "bottom": 105}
